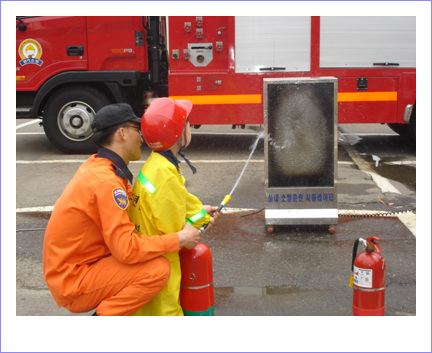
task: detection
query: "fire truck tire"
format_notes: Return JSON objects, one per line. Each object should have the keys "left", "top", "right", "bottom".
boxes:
{"left": 43, "top": 86, "right": 110, "bottom": 154}
{"left": 387, "top": 123, "right": 409, "bottom": 138}
{"left": 387, "top": 109, "right": 415, "bottom": 143}
{"left": 408, "top": 109, "right": 416, "bottom": 141}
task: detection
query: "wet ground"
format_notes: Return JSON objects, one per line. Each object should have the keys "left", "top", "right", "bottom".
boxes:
{"left": 15, "top": 124, "right": 418, "bottom": 318}
{"left": 11, "top": 122, "right": 423, "bottom": 352}
{"left": 16, "top": 208, "right": 416, "bottom": 317}
{"left": 206, "top": 211, "right": 415, "bottom": 316}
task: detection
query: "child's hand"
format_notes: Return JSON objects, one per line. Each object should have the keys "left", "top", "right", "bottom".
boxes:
{"left": 203, "top": 205, "right": 220, "bottom": 221}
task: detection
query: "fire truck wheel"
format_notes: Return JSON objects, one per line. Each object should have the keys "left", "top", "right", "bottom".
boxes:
{"left": 408, "top": 109, "right": 416, "bottom": 141}
{"left": 387, "top": 123, "right": 411, "bottom": 140}
{"left": 43, "top": 86, "right": 110, "bottom": 154}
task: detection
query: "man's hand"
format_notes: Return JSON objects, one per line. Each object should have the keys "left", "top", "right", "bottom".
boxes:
{"left": 178, "top": 222, "right": 200, "bottom": 249}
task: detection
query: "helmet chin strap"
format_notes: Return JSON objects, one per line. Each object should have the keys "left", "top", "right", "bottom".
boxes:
{"left": 177, "top": 125, "right": 197, "bottom": 174}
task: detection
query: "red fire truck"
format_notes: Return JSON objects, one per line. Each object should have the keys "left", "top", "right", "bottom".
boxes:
{"left": 16, "top": 16, "right": 416, "bottom": 153}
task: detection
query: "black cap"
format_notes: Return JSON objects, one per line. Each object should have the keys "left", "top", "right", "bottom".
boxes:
{"left": 91, "top": 103, "right": 141, "bottom": 132}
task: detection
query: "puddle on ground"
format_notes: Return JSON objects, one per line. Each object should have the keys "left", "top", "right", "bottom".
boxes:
{"left": 215, "top": 286, "right": 313, "bottom": 297}
{"left": 359, "top": 154, "right": 416, "bottom": 192}
{"left": 374, "top": 164, "right": 416, "bottom": 191}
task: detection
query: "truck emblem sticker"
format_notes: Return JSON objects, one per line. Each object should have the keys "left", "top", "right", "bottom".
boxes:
{"left": 18, "top": 39, "right": 44, "bottom": 67}
{"left": 113, "top": 187, "right": 128, "bottom": 210}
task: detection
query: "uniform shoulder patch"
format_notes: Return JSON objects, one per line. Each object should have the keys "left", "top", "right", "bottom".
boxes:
{"left": 112, "top": 187, "right": 128, "bottom": 210}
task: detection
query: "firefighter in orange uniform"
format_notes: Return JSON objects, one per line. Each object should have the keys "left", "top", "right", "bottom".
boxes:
{"left": 42, "top": 103, "right": 200, "bottom": 316}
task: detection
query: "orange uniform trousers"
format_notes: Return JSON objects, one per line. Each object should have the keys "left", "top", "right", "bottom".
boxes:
{"left": 65, "top": 255, "right": 171, "bottom": 316}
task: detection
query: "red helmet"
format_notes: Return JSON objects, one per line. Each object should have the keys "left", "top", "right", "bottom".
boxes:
{"left": 141, "top": 98, "right": 193, "bottom": 151}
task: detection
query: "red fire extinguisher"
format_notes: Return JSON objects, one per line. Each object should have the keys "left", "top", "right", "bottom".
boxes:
{"left": 349, "top": 236, "right": 386, "bottom": 316}
{"left": 179, "top": 242, "right": 214, "bottom": 316}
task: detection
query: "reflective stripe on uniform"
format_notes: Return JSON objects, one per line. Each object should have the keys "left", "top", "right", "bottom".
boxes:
{"left": 138, "top": 171, "right": 157, "bottom": 194}
{"left": 187, "top": 208, "right": 207, "bottom": 224}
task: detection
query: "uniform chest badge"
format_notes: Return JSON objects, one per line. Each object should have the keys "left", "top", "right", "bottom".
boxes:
{"left": 113, "top": 188, "right": 128, "bottom": 210}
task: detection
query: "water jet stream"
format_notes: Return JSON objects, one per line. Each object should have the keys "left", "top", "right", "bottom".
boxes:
{"left": 200, "top": 130, "right": 265, "bottom": 233}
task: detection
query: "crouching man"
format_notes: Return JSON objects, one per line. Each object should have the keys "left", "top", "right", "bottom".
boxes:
{"left": 42, "top": 103, "right": 200, "bottom": 316}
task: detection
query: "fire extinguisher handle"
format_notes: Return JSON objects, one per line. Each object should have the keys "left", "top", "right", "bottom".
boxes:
{"left": 367, "top": 236, "right": 382, "bottom": 252}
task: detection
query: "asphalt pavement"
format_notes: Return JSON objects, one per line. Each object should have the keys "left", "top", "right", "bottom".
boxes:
{"left": 10, "top": 123, "right": 427, "bottom": 353}
{"left": 15, "top": 125, "right": 418, "bottom": 316}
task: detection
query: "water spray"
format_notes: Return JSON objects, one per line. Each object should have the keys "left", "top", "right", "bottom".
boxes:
{"left": 200, "top": 130, "right": 264, "bottom": 233}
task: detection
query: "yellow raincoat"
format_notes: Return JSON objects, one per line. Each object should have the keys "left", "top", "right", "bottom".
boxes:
{"left": 128, "top": 151, "right": 211, "bottom": 315}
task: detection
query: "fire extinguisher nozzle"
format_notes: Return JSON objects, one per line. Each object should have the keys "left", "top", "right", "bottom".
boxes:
{"left": 215, "top": 195, "right": 231, "bottom": 213}
{"left": 222, "top": 194, "right": 232, "bottom": 205}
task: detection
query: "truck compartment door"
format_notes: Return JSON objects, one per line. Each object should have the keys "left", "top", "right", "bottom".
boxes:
{"left": 235, "top": 17, "right": 311, "bottom": 73}
{"left": 320, "top": 16, "right": 415, "bottom": 68}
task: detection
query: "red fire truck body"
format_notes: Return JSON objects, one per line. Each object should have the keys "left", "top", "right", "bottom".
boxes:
{"left": 16, "top": 16, "right": 416, "bottom": 153}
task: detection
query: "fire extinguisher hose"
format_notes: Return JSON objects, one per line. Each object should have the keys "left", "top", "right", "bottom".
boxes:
{"left": 349, "top": 238, "right": 366, "bottom": 287}
{"left": 351, "top": 238, "right": 361, "bottom": 273}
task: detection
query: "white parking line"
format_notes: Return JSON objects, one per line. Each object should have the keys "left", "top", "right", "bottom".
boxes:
{"left": 16, "top": 204, "right": 416, "bottom": 238}
{"left": 343, "top": 144, "right": 401, "bottom": 194}
{"left": 16, "top": 150, "right": 415, "bottom": 235}
{"left": 341, "top": 144, "right": 417, "bottom": 236}
{"left": 192, "top": 131, "right": 259, "bottom": 136}
{"left": 340, "top": 132, "right": 397, "bottom": 137}
{"left": 340, "top": 210, "right": 416, "bottom": 237}
{"left": 17, "top": 206, "right": 54, "bottom": 213}
{"left": 17, "top": 160, "right": 87, "bottom": 164}
{"left": 16, "top": 159, "right": 359, "bottom": 165}
{"left": 16, "top": 119, "right": 40, "bottom": 130}
{"left": 397, "top": 213, "right": 417, "bottom": 237}
{"left": 384, "top": 161, "right": 416, "bottom": 166}
{"left": 16, "top": 159, "right": 266, "bottom": 165}
{"left": 19, "top": 131, "right": 401, "bottom": 137}
{"left": 16, "top": 132, "right": 44, "bottom": 135}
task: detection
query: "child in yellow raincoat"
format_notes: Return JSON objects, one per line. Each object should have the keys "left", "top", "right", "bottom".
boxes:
{"left": 128, "top": 98, "right": 218, "bottom": 315}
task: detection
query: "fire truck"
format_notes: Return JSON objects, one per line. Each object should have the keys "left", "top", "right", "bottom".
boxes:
{"left": 16, "top": 16, "right": 416, "bottom": 154}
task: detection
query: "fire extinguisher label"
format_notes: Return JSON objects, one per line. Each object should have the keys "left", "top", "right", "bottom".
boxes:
{"left": 353, "top": 266, "right": 373, "bottom": 288}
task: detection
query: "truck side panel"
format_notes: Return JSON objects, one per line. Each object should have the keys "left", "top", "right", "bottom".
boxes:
{"left": 168, "top": 16, "right": 416, "bottom": 126}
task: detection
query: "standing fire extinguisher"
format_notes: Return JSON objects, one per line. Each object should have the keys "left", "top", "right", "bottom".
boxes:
{"left": 178, "top": 196, "right": 230, "bottom": 316}
{"left": 179, "top": 242, "right": 214, "bottom": 316}
{"left": 349, "top": 236, "right": 386, "bottom": 316}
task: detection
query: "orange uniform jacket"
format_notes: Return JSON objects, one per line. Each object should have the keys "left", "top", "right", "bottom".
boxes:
{"left": 43, "top": 150, "right": 179, "bottom": 308}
